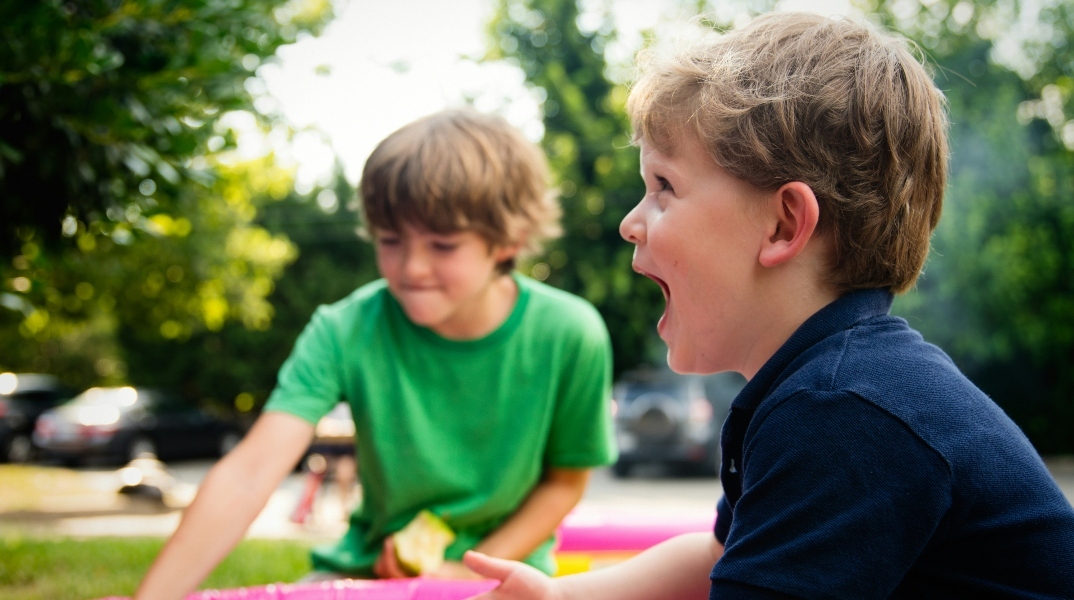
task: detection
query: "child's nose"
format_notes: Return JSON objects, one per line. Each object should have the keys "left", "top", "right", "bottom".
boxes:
{"left": 401, "top": 246, "right": 432, "bottom": 278}
{"left": 619, "top": 202, "right": 646, "bottom": 244}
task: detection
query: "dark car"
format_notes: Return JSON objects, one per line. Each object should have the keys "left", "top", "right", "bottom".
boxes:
{"left": 33, "top": 386, "right": 243, "bottom": 465}
{"left": 611, "top": 368, "right": 746, "bottom": 477}
{"left": 0, "top": 372, "right": 76, "bottom": 463}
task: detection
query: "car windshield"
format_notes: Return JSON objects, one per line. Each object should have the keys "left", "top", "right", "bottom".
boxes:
{"left": 70, "top": 387, "right": 141, "bottom": 408}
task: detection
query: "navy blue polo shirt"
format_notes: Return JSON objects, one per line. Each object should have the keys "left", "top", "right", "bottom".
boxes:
{"left": 711, "top": 289, "right": 1074, "bottom": 599}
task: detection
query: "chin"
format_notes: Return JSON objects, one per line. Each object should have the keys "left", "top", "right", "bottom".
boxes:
{"left": 401, "top": 307, "right": 445, "bottom": 328}
{"left": 666, "top": 347, "right": 723, "bottom": 375}
{"left": 665, "top": 349, "right": 697, "bottom": 375}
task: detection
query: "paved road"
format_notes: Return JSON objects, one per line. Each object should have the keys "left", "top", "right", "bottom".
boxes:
{"left": 0, "top": 460, "right": 724, "bottom": 540}
{"left": 3, "top": 457, "right": 1073, "bottom": 541}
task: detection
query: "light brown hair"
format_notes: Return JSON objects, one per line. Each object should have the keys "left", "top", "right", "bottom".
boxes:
{"left": 628, "top": 12, "right": 949, "bottom": 293}
{"left": 359, "top": 108, "right": 561, "bottom": 272}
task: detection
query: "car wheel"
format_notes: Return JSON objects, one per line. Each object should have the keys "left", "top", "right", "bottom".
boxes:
{"left": 5, "top": 434, "right": 33, "bottom": 464}
{"left": 218, "top": 431, "right": 241, "bottom": 456}
{"left": 127, "top": 436, "right": 158, "bottom": 461}
{"left": 612, "top": 459, "right": 633, "bottom": 478}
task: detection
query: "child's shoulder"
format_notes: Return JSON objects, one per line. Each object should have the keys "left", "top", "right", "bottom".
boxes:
{"left": 774, "top": 310, "right": 1018, "bottom": 457}
{"left": 795, "top": 312, "right": 980, "bottom": 409}
{"left": 838, "top": 315, "right": 972, "bottom": 400}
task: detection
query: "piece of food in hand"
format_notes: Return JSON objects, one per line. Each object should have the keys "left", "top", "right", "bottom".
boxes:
{"left": 393, "top": 510, "right": 456, "bottom": 575}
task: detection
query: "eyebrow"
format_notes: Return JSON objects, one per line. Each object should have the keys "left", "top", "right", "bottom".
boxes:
{"left": 643, "top": 157, "right": 679, "bottom": 184}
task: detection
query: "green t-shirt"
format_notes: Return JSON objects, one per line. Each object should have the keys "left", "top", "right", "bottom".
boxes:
{"left": 263, "top": 274, "right": 617, "bottom": 575}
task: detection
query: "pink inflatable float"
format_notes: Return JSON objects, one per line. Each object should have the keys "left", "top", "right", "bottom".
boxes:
{"left": 554, "top": 505, "right": 715, "bottom": 575}
{"left": 98, "top": 578, "right": 498, "bottom": 600}
{"left": 557, "top": 505, "right": 715, "bottom": 552}
{"left": 99, "top": 507, "right": 715, "bottom": 598}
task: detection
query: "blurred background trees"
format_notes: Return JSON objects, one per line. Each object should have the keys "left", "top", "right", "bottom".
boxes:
{"left": 488, "top": 0, "right": 663, "bottom": 373}
{"left": 1, "top": 0, "right": 1071, "bottom": 452}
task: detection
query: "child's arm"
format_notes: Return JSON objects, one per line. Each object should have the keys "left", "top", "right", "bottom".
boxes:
{"left": 134, "top": 411, "right": 315, "bottom": 600}
{"left": 464, "top": 531, "right": 722, "bottom": 600}
{"left": 473, "top": 466, "right": 591, "bottom": 560}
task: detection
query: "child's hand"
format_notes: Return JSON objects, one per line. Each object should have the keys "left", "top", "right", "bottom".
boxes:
{"left": 373, "top": 536, "right": 410, "bottom": 579}
{"left": 463, "top": 551, "right": 561, "bottom": 600}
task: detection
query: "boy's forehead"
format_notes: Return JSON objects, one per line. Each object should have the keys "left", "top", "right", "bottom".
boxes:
{"left": 639, "top": 136, "right": 709, "bottom": 171}
{"left": 639, "top": 143, "right": 670, "bottom": 177}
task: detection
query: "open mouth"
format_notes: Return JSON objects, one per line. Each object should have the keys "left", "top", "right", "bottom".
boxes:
{"left": 634, "top": 265, "right": 672, "bottom": 337}
{"left": 636, "top": 269, "right": 670, "bottom": 302}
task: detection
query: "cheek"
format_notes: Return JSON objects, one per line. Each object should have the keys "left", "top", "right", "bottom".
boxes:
{"left": 374, "top": 249, "right": 399, "bottom": 278}
{"left": 449, "top": 249, "right": 496, "bottom": 279}
{"left": 648, "top": 225, "right": 688, "bottom": 271}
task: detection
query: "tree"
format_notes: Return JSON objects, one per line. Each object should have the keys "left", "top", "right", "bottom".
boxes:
{"left": 126, "top": 169, "right": 379, "bottom": 414}
{"left": 489, "top": 0, "right": 665, "bottom": 375}
{"left": 0, "top": 0, "right": 329, "bottom": 253}
{"left": 0, "top": 0, "right": 334, "bottom": 394}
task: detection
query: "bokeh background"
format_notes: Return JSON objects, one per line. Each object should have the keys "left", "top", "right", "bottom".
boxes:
{"left": 1, "top": 0, "right": 1072, "bottom": 454}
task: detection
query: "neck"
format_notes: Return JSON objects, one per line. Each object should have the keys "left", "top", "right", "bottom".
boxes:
{"left": 431, "top": 273, "right": 519, "bottom": 340}
{"left": 739, "top": 272, "right": 840, "bottom": 380}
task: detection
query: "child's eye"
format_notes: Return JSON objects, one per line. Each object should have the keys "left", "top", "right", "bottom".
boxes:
{"left": 376, "top": 236, "right": 401, "bottom": 247}
{"left": 432, "top": 242, "right": 458, "bottom": 252}
{"left": 656, "top": 176, "right": 673, "bottom": 193}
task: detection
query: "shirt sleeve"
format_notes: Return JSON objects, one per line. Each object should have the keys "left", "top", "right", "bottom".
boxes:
{"left": 715, "top": 495, "right": 732, "bottom": 544}
{"left": 262, "top": 305, "right": 345, "bottom": 425}
{"left": 543, "top": 307, "right": 618, "bottom": 468}
{"left": 710, "top": 391, "right": 952, "bottom": 599}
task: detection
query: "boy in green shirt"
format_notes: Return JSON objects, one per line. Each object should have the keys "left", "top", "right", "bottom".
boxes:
{"left": 135, "top": 109, "right": 617, "bottom": 598}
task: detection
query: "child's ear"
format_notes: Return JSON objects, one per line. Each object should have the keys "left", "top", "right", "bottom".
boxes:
{"left": 492, "top": 231, "right": 526, "bottom": 263}
{"left": 493, "top": 241, "right": 523, "bottom": 263}
{"left": 758, "top": 182, "right": 820, "bottom": 268}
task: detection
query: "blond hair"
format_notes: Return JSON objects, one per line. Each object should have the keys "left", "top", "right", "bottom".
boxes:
{"left": 628, "top": 13, "right": 949, "bottom": 293}
{"left": 360, "top": 109, "right": 561, "bottom": 271}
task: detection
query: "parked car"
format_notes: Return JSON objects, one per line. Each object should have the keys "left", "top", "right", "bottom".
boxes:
{"left": 33, "top": 386, "right": 243, "bottom": 465}
{"left": 0, "top": 372, "right": 76, "bottom": 463}
{"left": 611, "top": 368, "right": 746, "bottom": 477}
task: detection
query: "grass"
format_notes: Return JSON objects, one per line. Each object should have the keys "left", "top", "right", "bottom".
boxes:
{"left": 0, "top": 535, "right": 317, "bottom": 599}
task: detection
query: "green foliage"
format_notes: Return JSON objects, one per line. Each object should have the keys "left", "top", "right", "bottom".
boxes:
{"left": 0, "top": 155, "right": 301, "bottom": 392}
{"left": 0, "top": 0, "right": 333, "bottom": 392}
{"left": 490, "top": 0, "right": 665, "bottom": 375}
{"left": 121, "top": 171, "right": 378, "bottom": 412}
{"left": 0, "top": 534, "right": 314, "bottom": 599}
{"left": 0, "top": 0, "right": 330, "bottom": 254}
